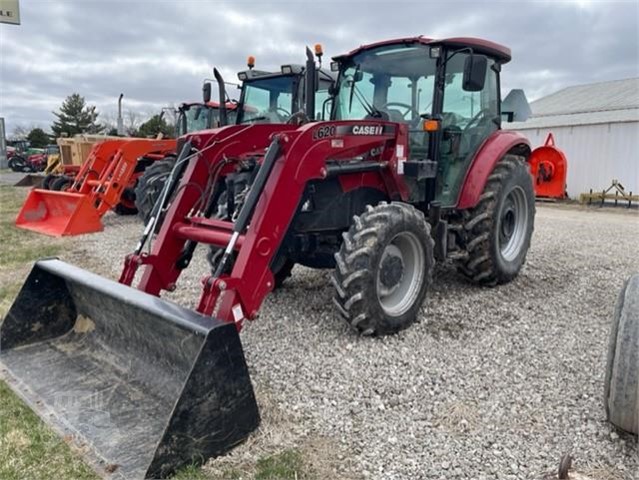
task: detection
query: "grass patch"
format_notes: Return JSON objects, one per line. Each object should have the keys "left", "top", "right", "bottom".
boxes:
{"left": 0, "top": 185, "right": 88, "bottom": 479}
{"left": 173, "top": 464, "right": 211, "bottom": 480}
{"left": 255, "top": 449, "right": 305, "bottom": 480}
{"left": 0, "top": 382, "right": 97, "bottom": 480}
{"left": 0, "top": 281, "right": 22, "bottom": 317}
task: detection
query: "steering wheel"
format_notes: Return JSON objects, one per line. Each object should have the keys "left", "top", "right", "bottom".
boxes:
{"left": 463, "top": 108, "right": 491, "bottom": 133}
{"left": 381, "top": 102, "right": 420, "bottom": 121}
{"left": 286, "top": 110, "right": 309, "bottom": 125}
{"left": 275, "top": 107, "right": 291, "bottom": 117}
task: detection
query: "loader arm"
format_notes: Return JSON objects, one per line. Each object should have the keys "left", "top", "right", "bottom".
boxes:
{"left": 120, "top": 121, "right": 409, "bottom": 328}
{"left": 121, "top": 124, "right": 300, "bottom": 294}
{"left": 198, "top": 121, "right": 409, "bottom": 325}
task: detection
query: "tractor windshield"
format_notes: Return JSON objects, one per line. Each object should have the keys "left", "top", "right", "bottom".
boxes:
{"left": 334, "top": 44, "right": 436, "bottom": 125}
{"left": 177, "top": 105, "right": 221, "bottom": 136}
{"left": 237, "top": 75, "right": 297, "bottom": 124}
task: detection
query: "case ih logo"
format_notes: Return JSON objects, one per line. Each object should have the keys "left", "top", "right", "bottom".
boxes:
{"left": 313, "top": 124, "right": 396, "bottom": 141}
{"left": 351, "top": 125, "right": 383, "bottom": 135}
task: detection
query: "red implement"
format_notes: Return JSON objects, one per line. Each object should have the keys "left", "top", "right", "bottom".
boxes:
{"left": 15, "top": 139, "right": 175, "bottom": 236}
{"left": 529, "top": 133, "right": 568, "bottom": 199}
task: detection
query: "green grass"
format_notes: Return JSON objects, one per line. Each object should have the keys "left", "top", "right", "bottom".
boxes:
{"left": 0, "top": 382, "right": 97, "bottom": 480}
{"left": 0, "top": 185, "right": 91, "bottom": 479}
{"left": 254, "top": 449, "right": 305, "bottom": 480}
{"left": 171, "top": 449, "right": 306, "bottom": 479}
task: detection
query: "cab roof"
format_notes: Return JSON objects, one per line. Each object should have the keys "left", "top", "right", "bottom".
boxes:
{"left": 180, "top": 101, "right": 238, "bottom": 110}
{"left": 333, "top": 36, "right": 511, "bottom": 64}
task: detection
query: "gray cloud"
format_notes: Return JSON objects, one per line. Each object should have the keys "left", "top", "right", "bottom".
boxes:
{"left": 1, "top": 0, "right": 637, "bottom": 134}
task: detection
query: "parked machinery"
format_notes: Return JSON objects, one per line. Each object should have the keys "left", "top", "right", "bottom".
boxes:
{"left": 528, "top": 132, "right": 567, "bottom": 199}
{"left": 134, "top": 52, "right": 335, "bottom": 222}
{"left": 2, "top": 38, "right": 542, "bottom": 478}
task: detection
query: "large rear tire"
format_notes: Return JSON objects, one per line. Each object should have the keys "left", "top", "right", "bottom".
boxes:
{"left": 604, "top": 274, "right": 639, "bottom": 434}
{"left": 134, "top": 156, "right": 176, "bottom": 222}
{"left": 332, "top": 202, "right": 434, "bottom": 336}
{"left": 42, "top": 173, "right": 58, "bottom": 190}
{"left": 457, "top": 154, "right": 535, "bottom": 285}
{"left": 50, "top": 175, "right": 73, "bottom": 192}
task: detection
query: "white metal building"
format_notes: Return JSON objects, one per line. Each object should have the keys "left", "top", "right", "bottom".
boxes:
{"left": 507, "top": 78, "right": 639, "bottom": 199}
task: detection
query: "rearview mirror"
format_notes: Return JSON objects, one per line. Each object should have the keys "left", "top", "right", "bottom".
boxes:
{"left": 462, "top": 54, "right": 487, "bottom": 92}
{"left": 202, "top": 82, "right": 212, "bottom": 103}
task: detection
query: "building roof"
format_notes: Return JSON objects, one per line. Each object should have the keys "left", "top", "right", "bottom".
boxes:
{"left": 508, "top": 77, "right": 639, "bottom": 129}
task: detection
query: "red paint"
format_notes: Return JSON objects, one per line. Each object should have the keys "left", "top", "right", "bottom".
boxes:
{"left": 456, "top": 130, "right": 531, "bottom": 209}
{"left": 122, "top": 120, "right": 409, "bottom": 330}
{"left": 333, "top": 36, "right": 511, "bottom": 63}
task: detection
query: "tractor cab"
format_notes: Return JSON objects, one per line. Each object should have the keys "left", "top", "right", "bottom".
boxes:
{"left": 235, "top": 65, "right": 334, "bottom": 124}
{"left": 206, "top": 52, "right": 335, "bottom": 129}
{"left": 176, "top": 102, "right": 237, "bottom": 137}
{"left": 330, "top": 37, "right": 509, "bottom": 206}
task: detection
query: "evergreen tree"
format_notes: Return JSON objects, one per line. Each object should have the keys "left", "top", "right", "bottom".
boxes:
{"left": 26, "top": 128, "right": 51, "bottom": 148}
{"left": 136, "top": 114, "right": 174, "bottom": 138}
{"left": 51, "top": 93, "right": 104, "bottom": 137}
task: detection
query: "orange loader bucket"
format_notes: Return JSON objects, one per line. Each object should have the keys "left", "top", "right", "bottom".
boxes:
{"left": 529, "top": 132, "right": 568, "bottom": 199}
{"left": 14, "top": 139, "right": 175, "bottom": 237}
{"left": 15, "top": 189, "right": 103, "bottom": 236}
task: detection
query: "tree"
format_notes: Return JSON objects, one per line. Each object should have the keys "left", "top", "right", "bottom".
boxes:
{"left": 51, "top": 93, "right": 104, "bottom": 137}
{"left": 26, "top": 128, "right": 51, "bottom": 148}
{"left": 124, "top": 109, "right": 141, "bottom": 136}
{"left": 11, "top": 125, "right": 29, "bottom": 140}
{"left": 136, "top": 114, "right": 174, "bottom": 138}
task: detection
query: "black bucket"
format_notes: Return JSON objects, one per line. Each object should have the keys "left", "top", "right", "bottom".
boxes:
{"left": 0, "top": 259, "right": 259, "bottom": 479}
{"left": 14, "top": 174, "right": 45, "bottom": 187}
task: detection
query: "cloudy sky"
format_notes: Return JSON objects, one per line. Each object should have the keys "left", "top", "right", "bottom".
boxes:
{"left": 1, "top": 0, "right": 637, "bottom": 135}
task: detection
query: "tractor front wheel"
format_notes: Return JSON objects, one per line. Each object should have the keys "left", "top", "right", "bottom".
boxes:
{"left": 134, "top": 156, "right": 176, "bottom": 222}
{"left": 114, "top": 187, "right": 138, "bottom": 215}
{"left": 457, "top": 154, "right": 535, "bottom": 285}
{"left": 333, "top": 202, "right": 434, "bottom": 336}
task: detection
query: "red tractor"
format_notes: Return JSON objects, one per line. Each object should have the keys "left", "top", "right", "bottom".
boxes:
{"left": 2, "top": 38, "right": 536, "bottom": 478}
{"left": 134, "top": 54, "right": 335, "bottom": 222}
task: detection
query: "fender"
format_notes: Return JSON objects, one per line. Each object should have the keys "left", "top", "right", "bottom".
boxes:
{"left": 456, "top": 130, "right": 531, "bottom": 209}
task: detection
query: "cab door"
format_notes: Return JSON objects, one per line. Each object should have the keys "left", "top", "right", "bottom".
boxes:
{"left": 435, "top": 53, "right": 500, "bottom": 206}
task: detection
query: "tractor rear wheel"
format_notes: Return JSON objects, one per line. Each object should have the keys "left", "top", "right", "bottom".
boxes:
{"left": 42, "top": 174, "right": 58, "bottom": 190}
{"left": 50, "top": 175, "right": 73, "bottom": 192}
{"left": 457, "top": 154, "right": 535, "bottom": 285}
{"left": 332, "top": 202, "right": 434, "bottom": 336}
{"left": 135, "top": 156, "right": 176, "bottom": 222}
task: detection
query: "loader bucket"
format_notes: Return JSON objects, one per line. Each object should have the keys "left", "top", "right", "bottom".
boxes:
{"left": 15, "top": 189, "right": 103, "bottom": 236}
{"left": 0, "top": 259, "right": 259, "bottom": 479}
{"left": 14, "top": 174, "right": 45, "bottom": 187}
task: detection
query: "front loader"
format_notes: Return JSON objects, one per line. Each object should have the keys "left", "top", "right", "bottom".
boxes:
{"left": 134, "top": 49, "right": 335, "bottom": 222}
{"left": 2, "top": 37, "right": 545, "bottom": 477}
{"left": 15, "top": 139, "right": 175, "bottom": 236}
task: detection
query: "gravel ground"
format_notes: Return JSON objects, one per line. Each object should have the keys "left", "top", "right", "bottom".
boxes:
{"left": 65, "top": 204, "right": 638, "bottom": 479}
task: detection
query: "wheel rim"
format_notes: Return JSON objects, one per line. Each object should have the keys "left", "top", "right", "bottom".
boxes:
{"left": 376, "top": 231, "right": 425, "bottom": 317}
{"left": 498, "top": 185, "right": 529, "bottom": 262}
